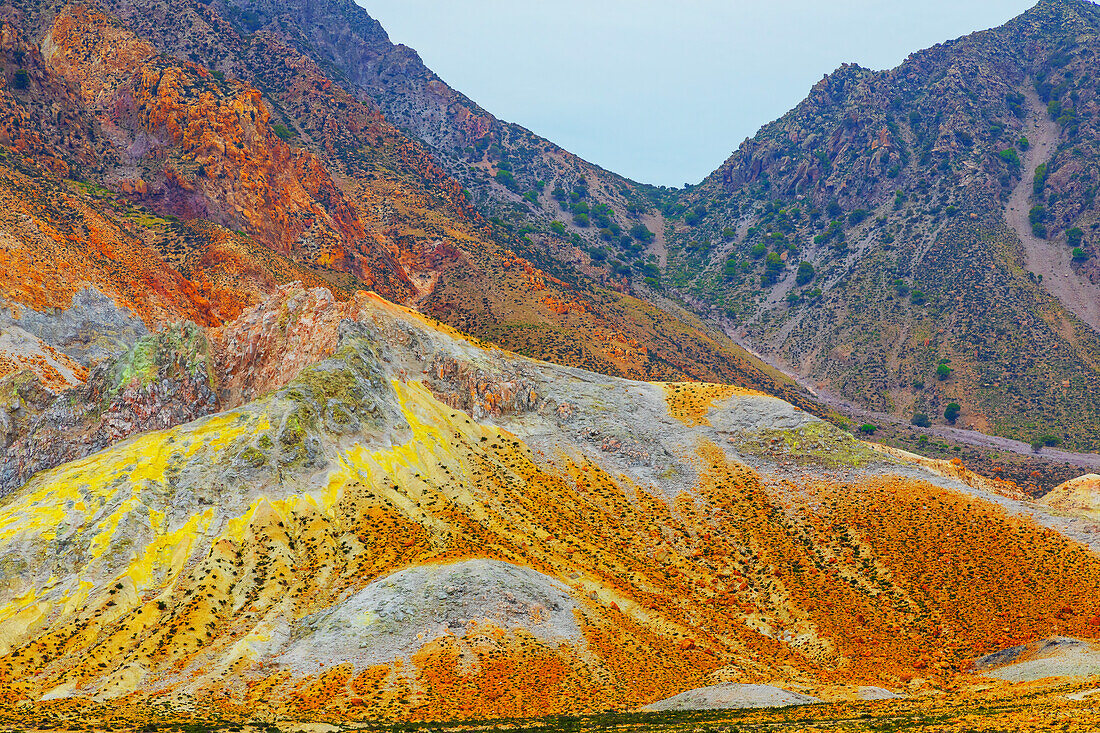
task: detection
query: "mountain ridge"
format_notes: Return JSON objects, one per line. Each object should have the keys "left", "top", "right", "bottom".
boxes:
{"left": 652, "top": 0, "right": 1100, "bottom": 453}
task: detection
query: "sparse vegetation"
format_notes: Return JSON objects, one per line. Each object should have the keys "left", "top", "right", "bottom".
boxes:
{"left": 272, "top": 123, "right": 293, "bottom": 141}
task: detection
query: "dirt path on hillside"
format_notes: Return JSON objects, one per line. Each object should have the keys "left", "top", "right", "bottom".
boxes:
{"left": 641, "top": 212, "right": 668, "bottom": 266}
{"left": 812, "top": 382, "right": 1100, "bottom": 470}
{"left": 719, "top": 323, "right": 1100, "bottom": 470}
{"left": 1006, "top": 87, "right": 1100, "bottom": 331}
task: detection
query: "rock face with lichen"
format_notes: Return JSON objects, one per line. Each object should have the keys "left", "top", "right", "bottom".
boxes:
{"left": 42, "top": 3, "right": 413, "bottom": 299}
{"left": 0, "top": 322, "right": 218, "bottom": 496}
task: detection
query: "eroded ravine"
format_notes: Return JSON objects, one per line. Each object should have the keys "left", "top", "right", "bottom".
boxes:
{"left": 1006, "top": 87, "right": 1100, "bottom": 332}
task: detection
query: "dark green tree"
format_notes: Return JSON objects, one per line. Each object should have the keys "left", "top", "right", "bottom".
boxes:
{"left": 795, "top": 261, "right": 815, "bottom": 286}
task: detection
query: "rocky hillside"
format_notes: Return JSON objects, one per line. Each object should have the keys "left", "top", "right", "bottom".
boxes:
{"left": 135, "top": 0, "right": 1100, "bottom": 457}
{"left": 652, "top": 0, "right": 1100, "bottom": 450}
{"left": 166, "top": 0, "right": 674, "bottom": 303}
{"left": 2, "top": 284, "right": 1098, "bottom": 723}
{"left": 0, "top": 0, "right": 815, "bottom": 407}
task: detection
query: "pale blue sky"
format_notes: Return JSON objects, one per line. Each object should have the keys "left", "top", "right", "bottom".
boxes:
{"left": 359, "top": 1, "right": 1039, "bottom": 186}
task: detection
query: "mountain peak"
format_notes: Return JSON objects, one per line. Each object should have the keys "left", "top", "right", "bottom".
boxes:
{"left": 1019, "top": 0, "right": 1100, "bottom": 25}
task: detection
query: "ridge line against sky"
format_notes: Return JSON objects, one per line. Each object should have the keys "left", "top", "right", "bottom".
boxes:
{"left": 359, "top": 0, "right": 1039, "bottom": 187}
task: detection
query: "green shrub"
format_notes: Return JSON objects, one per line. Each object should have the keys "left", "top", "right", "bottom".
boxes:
{"left": 1030, "top": 434, "right": 1061, "bottom": 452}
{"left": 495, "top": 169, "right": 519, "bottom": 191}
{"left": 936, "top": 363, "right": 953, "bottom": 381}
{"left": 549, "top": 221, "right": 566, "bottom": 235}
{"left": 1033, "top": 163, "right": 1048, "bottom": 197}
{"left": 1067, "top": 227, "right": 1084, "bottom": 247}
{"left": 998, "top": 148, "right": 1021, "bottom": 167}
{"left": 630, "top": 223, "right": 654, "bottom": 243}
{"left": 761, "top": 251, "right": 784, "bottom": 286}
{"left": 911, "top": 413, "right": 931, "bottom": 428}
{"left": 795, "top": 261, "right": 815, "bottom": 286}
{"left": 591, "top": 203, "right": 613, "bottom": 229}
{"left": 1005, "top": 92, "right": 1025, "bottom": 118}
{"left": 272, "top": 123, "right": 294, "bottom": 141}
{"left": 723, "top": 257, "right": 740, "bottom": 279}
{"left": 1073, "top": 247, "right": 1088, "bottom": 261}
{"left": 944, "top": 403, "right": 961, "bottom": 424}
{"left": 1029, "top": 206, "right": 1047, "bottom": 238}
{"left": 11, "top": 69, "right": 29, "bottom": 90}
{"left": 858, "top": 423, "right": 877, "bottom": 435}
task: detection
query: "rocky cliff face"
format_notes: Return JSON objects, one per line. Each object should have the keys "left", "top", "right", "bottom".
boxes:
{"left": 116, "top": 0, "right": 667, "bottom": 291}
{"left": 0, "top": 321, "right": 218, "bottom": 496}
{"left": 42, "top": 3, "right": 413, "bottom": 300}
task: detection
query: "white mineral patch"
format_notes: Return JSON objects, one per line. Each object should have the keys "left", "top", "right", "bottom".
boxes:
{"left": 642, "top": 682, "right": 821, "bottom": 712}
{"left": 854, "top": 686, "right": 904, "bottom": 700}
{"left": 277, "top": 558, "right": 580, "bottom": 673}
{"left": 974, "top": 637, "right": 1100, "bottom": 682}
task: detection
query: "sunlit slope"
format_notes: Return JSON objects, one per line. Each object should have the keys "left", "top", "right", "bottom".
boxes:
{"left": 0, "top": 292, "right": 1098, "bottom": 721}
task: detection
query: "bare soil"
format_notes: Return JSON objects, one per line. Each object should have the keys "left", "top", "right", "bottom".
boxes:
{"left": 1005, "top": 88, "right": 1100, "bottom": 331}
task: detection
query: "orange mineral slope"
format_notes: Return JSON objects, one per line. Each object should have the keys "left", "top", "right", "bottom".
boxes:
{"left": 0, "top": 289, "right": 1097, "bottom": 722}
{"left": 42, "top": 2, "right": 414, "bottom": 301}
{"left": 0, "top": 158, "right": 363, "bottom": 331}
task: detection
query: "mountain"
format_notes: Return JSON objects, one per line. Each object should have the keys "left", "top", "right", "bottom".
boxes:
{"left": 2, "top": 283, "right": 1098, "bottom": 723}
{"left": 656, "top": 0, "right": 1100, "bottom": 451}
{"left": 150, "top": 0, "right": 683, "bottom": 331}
{"left": 0, "top": 0, "right": 809, "bottom": 410}
{"left": 1, "top": 0, "right": 1100, "bottom": 726}
{"left": 174, "top": 0, "right": 1100, "bottom": 459}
